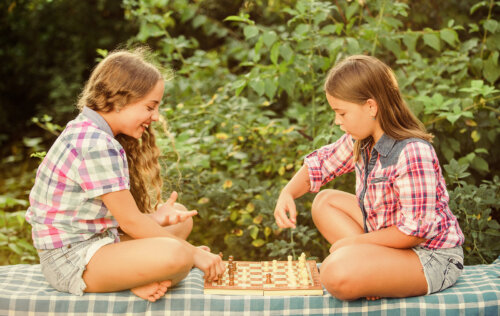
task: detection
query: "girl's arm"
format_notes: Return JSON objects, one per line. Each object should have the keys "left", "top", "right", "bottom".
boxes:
{"left": 101, "top": 189, "right": 225, "bottom": 280}
{"left": 330, "top": 226, "right": 427, "bottom": 252}
{"left": 274, "top": 164, "right": 311, "bottom": 228}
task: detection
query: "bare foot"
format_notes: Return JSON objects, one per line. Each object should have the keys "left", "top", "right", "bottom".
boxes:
{"left": 366, "top": 296, "right": 381, "bottom": 301}
{"left": 131, "top": 280, "right": 172, "bottom": 302}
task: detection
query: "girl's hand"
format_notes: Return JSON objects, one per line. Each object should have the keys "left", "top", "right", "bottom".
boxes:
{"left": 274, "top": 191, "right": 297, "bottom": 229}
{"left": 193, "top": 247, "right": 225, "bottom": 281}
{"left": 153, "top": 191, "right": 198, "bottom": 226}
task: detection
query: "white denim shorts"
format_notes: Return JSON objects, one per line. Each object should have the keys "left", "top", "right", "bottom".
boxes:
{"left": 37, "top": 231, "right": 116, "bottom": 295}
{"left": 412, "top": 245, "right": 464, "bottom": 294}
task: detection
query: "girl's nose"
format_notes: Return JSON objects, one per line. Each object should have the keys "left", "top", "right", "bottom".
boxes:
{"left": 151, "top": 108, "right": 160, "bottom": 121}
{"left": 334, "top": 115, "right": 341, "bottom": 125}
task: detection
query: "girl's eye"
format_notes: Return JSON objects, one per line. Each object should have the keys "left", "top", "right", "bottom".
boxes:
{"left": 147, "top": 106, "right": 155, "bottom": 111}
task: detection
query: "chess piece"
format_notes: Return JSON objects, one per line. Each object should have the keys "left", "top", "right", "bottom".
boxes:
{"left": 265, "top": 273, "right": 272, "bottom": 284}
{"left": 299, "top": 252, "right": 306, "bottom": 262}
{"left": 229, "top": 279, "right": 234, "bottom": 286}
{"left": 217, "top": 275, "right": 223, "bottom": 285}
{"left": 232, "top": 262, "right": 237, "bottom": 272}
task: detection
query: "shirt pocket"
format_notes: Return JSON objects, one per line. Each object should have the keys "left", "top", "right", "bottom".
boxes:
{"left": 366, "top": 176, "right": 394, "bottom": 213}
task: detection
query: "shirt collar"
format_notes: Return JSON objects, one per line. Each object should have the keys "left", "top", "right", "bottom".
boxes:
{"left": 373, "top": 133, "right": 396, "bottom": 157}
{"left": 81, "top": 107, "right": 114, "bottom": 137}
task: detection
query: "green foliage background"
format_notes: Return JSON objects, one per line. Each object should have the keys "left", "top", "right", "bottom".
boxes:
{"left": 1, "top": 0, "right": 499, "bottom": 266}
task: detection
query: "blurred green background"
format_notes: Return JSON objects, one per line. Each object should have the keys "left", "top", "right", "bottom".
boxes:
{"left": 1, "top": 0, "right": 499, "bottom": 266}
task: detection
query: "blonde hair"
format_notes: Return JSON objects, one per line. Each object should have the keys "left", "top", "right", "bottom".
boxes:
{"left": 77, "top": 47, "right": 165, "bottom": 213}
{"left": 324, "top": 55, "right": 432, "bottom": 161}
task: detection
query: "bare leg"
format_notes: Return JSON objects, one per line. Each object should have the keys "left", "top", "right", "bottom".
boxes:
{"left": 311, "top": 190, "right": 426, "bottom": 300}
{"left": 83, "top": 237, "right": 193, "bottom": 302}
{"left": 320, "top": 244, "right": 427, "bottom": 300}
{"left": 106, "top": 202, "right": 195, "bottom": 301}
{"left": 311, "top": 189, "right": 364, "bottom": 244}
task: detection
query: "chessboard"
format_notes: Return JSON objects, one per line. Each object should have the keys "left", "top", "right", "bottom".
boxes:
{"left": 204, "top": 254, "right": 323, "bottom": 296}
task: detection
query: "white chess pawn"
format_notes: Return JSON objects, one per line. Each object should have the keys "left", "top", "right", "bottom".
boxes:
{"left": 300, "top": 252, "right": 306, "bottom": 262}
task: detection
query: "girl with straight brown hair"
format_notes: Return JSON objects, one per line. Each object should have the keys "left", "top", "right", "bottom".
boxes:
{"left": 274, "top": 55, "right": 464, "bottom": 300}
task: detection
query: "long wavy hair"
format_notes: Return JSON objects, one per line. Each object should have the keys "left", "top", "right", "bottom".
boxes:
{"left": 77, "top": 47, "right": 165, "bottom": 213}
{"left": 324, "top": 55, "right": 433, "bottom": 162}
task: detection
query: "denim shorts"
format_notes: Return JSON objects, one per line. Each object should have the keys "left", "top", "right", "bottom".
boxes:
{"left": 412, "top": 245, "right": 464, "bottom": 295}
{"left": 38, "top": 231, "right": 116, "bottom": 295}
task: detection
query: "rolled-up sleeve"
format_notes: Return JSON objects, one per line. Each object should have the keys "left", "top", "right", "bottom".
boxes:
{"left": 394, "top": 141, "right": 438, "bottom": 239}
{"left": 304, "top": 133, "right": 355, "bottom": 192}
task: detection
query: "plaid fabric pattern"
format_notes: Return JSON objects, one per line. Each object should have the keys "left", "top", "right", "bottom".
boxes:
{"left": 25, "top": 108, "right": 129, "bottom": 249}
{"left": 1, "top": 258, "right": 499, "bottom": 315}
{"left": 304, "top": 133, "right": 464, "bottom": 249}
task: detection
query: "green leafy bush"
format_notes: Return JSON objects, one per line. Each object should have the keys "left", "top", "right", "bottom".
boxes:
{"left": 3, "top": 0, "right": 498, "bottom": 265}
{"left": 120, "top": 0, "right": 499, "bottom": 262}
{"left": 445, "top": 160, "right": 500, "bottom": 265}
{"left": 0, "top": 198, "right": 37, "bottom": 265}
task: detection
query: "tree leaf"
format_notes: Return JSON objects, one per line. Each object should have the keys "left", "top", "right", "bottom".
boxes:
{"left": 403, "top": 32, "right": 419, "bottom": 52}
{"left": 484, "top": 20, "right": 498, "bottom": 34}
{"left": 264, "top": 78, "right": 278, "bottom": 100}
{"left": 279, "top": 43, "right": 294, "bottom": 62}
{"left": 249, "top": 79, "right": 266, "bottom": 96}
{"left": 440, "top": 28, "right": 458, "bottom": 47}
{"left": 252, "top": 239, "right": 266, "bottom": 247}
{"left": 423, "top": 32, "right": 440, "bottom": 51}
{"left": 483, "top": 54, "right": 500, "bottom": 84}
{"left": 270, "top": 42, "right": 280, "bottom": 65}
{"left": 244, "top": 25, "right": 259, "bottom": 39}
{"left": 262, "top": 31, "right": 278, "bottom": 47}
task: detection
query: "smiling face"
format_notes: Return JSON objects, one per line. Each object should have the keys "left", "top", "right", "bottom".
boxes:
{"left": 326, "top": 93, "right": 381, "bottom": 141}
{"left": 113, "top": 80, "right": 164, "bottom": 139}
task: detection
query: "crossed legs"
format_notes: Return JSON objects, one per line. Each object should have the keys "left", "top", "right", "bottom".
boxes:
{"left": 83, "top": 202, "right": 195, "bottom": 302}
{"left": 311, "top": 189, "right": 427, "bottom": 300}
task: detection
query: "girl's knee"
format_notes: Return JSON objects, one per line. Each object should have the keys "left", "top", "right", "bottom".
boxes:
{"left": 320, "top": 251, "right": 360, "bottom": 300}
{"left": 312, "top": 189, "right": 340, "bottom": 216}
{"left": 155, "top": 238, "right": 193, "bottom": 271}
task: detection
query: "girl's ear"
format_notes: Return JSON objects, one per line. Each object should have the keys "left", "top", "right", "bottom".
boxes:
{"left": 366, "top": 98, "right": 378, "bottom": 118}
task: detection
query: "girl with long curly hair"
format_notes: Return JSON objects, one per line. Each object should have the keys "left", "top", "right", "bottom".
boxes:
{"left": 26, "top": 48, "right": 224, "bottom": 302}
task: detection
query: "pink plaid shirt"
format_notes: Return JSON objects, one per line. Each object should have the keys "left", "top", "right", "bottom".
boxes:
{"left": 304, "top": 133, "right": 464, "bottom": 249}
{"left": 26, "top": 107, "right": 129, "bottom": 249}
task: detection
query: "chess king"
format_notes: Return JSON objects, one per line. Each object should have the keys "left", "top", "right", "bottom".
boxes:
{"left": 273, "top": 55, "right": 464, "bottom": 301}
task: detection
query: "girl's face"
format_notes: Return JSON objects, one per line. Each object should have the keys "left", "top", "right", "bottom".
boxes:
{"left": 326, "top": 93, "right": 378, "bottom": 141}
{"left": 114, "top": 80, "right": 164, "bottom": 139}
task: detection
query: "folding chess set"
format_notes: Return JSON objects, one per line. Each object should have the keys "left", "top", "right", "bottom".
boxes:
{"left": 204, "top": 253, "right": 323, "bottom": 296}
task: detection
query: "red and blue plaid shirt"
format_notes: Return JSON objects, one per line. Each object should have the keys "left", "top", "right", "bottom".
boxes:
{"left": 304, "top": 133, "right": 464, "bottom": 249}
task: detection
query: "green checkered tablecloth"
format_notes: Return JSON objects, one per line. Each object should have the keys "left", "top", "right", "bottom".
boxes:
{"left": 1, "top": 258, "right": 499, "bottom": 315}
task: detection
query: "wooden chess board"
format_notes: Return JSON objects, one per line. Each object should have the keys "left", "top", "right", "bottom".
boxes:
{"left": 204, "top": 260, "right": 323, "bottom": 296}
